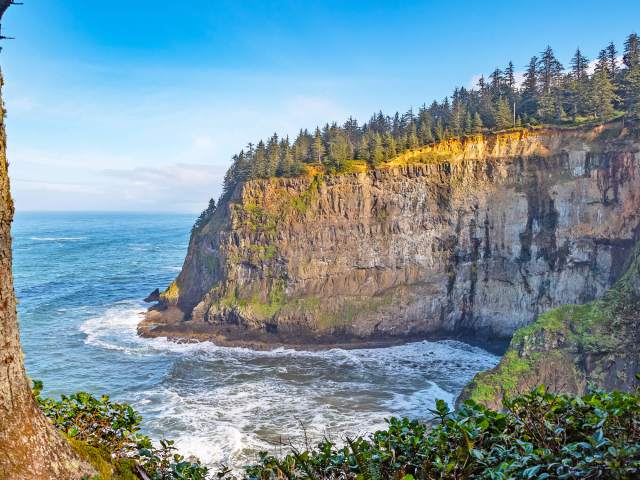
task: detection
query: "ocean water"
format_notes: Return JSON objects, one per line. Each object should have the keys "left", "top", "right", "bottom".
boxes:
{"left": 13, "top": 212, "right": 500, "bottom": 470}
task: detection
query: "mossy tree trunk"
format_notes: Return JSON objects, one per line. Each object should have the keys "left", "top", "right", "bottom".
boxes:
{"left": 0, "top": 8, "right": 95, "bottom": 474}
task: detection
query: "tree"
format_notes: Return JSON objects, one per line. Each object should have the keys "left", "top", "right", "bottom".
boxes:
{"left": 464, "top": 111, "right": 473, "bottom": 134}
{"left": 311, "top": 127, "right": 325, "bottom": 164}
{"left": 0, "top": 65, "right": 95, "bottom": 480}
{"left": 520, "top": 56, "right": 539, "bottom": 116}
{"left": 623, "top": 33, "right": 639, "bottom": 69}
{"left": 590, "top": 69, "right": 618, "bottom": 119}
{"left": 537, "top": 47, "right": 564, "bottom": 121}
{"left": 623, "top": 65, "right": 640, "bottom": 119}
{"left": 567, "top": 48, "right": 590, "bottom": 118}
{"left": 327, "top": 131, "right": 349, "bottom": 171}
{"left": 606, "top": 42, "right": 618, "bottom": 78}
{"left": 495, "top": 98, "right": 513, "bottom": 130}
{"left": 472, "top": 112, "right": 483, "bottom": 133}
{"left": 369, "top": 132, "right": 384, "bottom": 165}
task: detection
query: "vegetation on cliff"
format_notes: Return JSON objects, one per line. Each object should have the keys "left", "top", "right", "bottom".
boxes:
{"left": 463, "top": 233, "right": 640, "bottom": 409}
{"left": 34, "top": 381, "right": 640, "bottom": 479}
{"left": 219, "top": 33, "right": 640, "bottom": 198}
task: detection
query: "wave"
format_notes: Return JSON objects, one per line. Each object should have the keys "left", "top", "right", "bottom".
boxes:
{"left": 79, "top": 301, "right": 500, "bottom": 470}
{"left": 30, "top": 236, "right": 88, "bottom": 241}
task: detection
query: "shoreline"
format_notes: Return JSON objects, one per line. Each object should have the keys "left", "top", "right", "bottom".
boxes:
{"left": 137, "top": 314, "right": 509, "bottom": 356}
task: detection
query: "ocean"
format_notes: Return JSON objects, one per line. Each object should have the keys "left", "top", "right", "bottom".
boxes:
{"left": 13, "top": 212, "right": 499, "bottom": 470}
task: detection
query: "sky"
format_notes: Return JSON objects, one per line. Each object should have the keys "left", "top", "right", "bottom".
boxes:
{"left": 1, "top": 1, "right": 639, "bottom": 213}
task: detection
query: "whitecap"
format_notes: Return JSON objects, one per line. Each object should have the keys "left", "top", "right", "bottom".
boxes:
{"left": 30, "top": 236, "right": 87, "bottom": 241}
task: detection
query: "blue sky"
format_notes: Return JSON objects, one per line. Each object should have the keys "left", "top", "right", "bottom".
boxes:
{"left": 2, "top": 1, "right": 639, "bottom": 212}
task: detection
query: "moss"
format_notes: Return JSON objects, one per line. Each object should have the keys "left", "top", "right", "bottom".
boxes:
{"left": 289, "top": 174, "right": 322, "bottom": 215}
{"left": 160, "top": 280, "right": 180, "bottom": 304}
{"left": 314, "top": 293, "right": 394, "bottom": 330}
{"left": 68, "top": 438, "right": 114, "bottom": 479}
{"left": 468, "top": 350, "right": 539, "bottom": 405}
{"left": 69, "top": 438, "right": 140, "bottom": 480}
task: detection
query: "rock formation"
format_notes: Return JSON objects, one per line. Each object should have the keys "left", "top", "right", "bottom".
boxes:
{"left": 141, "top": 121, "right": 640, "bottom": 347}
{"left": 460, "top": 235, "right": 640, "bottom": 410}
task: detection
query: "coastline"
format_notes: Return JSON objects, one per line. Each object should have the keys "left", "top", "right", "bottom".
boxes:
{"left": 138, "top": 308, "right": 509, "bottom": 355}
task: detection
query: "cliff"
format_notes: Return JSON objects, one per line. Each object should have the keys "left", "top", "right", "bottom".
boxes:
{"left": 140, "top": 121, "right": 640, "bottom": 347}
{"left": 460, "top": 236, "right": 640, "bottom": 410}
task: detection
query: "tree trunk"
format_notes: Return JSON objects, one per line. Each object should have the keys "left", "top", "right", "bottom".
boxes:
{"left": 0, "top": 22, "right": 95, "bottom": 478}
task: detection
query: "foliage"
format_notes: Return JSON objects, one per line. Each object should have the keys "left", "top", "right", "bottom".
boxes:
{"left": 219, "top": 32, "right": 640, "bottom": 200}
{"left": 224, "top": 387, "right": 640, "bottom": 480}
{"left": 32, "top": 382, "right": 210, "bottom": 480}
{"left": 193, "top": 198, "right": 217, "bottom": 234}
{"left": 33, "top": 381, "right": 640, "bottom": 479}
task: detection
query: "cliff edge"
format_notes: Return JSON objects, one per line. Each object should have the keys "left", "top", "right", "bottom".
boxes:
{"left": 140, "top": 122, "right": 640, "bottom": 347}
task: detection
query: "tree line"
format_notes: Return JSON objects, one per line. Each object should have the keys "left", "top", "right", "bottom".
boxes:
{"left": 220, "top": 33, "right": 640, "bottom": 198}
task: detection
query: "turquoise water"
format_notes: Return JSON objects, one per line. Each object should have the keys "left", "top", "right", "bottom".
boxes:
{"left": 13, "top": 212, "right": 499, "bottom": 469}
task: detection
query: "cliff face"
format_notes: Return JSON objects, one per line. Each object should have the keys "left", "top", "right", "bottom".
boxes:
{"left": 141, "top": 122, "right": 640, "bottom": 346}
{"left": 460, "top": 237, "right": 640, "bottom": 410}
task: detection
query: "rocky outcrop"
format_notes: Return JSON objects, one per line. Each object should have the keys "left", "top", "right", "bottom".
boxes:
{"left": 140, "top": 122, "right": 640, "bottom": 346}
{"left": 460, "top": 236, "right": 640, "bottom": 410}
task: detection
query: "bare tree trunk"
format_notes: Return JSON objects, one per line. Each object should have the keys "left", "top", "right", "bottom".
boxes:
{"left": 0, "top": 51, "right": 94, "bottom": 480}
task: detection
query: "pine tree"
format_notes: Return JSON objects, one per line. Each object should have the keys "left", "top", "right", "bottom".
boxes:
{"left": 464, "top": 111, "right": 473, "bottom": 134}
{"left": 370, "top": 132, "right": 385, "bottom": 165}
{"left": 383, "top": 132, "right": 396, "bottom": 160}
{"left": 607, "top": 42, "right": 619, "bottom": 78}
{"left": 623, "top": 33, "right": 639, "bottom": 69}
{"left": 590, "top": 69, "right": 618, "bottom": 119}
{"left": 495, "top": 98, "right": 513, "bottom": 130}
{"left": 266, "top": 133, "right": 280, "bottom": 177}
{"left": 311, "top": 127, "right": 325, "bottom": 164}
{"left": 568, "top": 48, "right": 590, "bottom": 118}
{"left": 571, "top": 48, "right": 589, "bottom": 82}
{"left": 623, "top": 65, "right": 640, "bottom": 119}
{"left": 505, "top": 61, "right": 516, "bottom": 93}
{"left": 252, "top": 140, "right": 267, "bottom": 178}
{"left": 472, "top": 112, "right": 483, "bottom": 133}
{"left": 521, "top": 56, "right": 539, "bottom": 116}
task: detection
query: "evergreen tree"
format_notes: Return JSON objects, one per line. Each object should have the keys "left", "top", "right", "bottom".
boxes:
{"left": 607, "top": 42, "right": 619, "bottom": 78}
{"left": 623, "top": 33, "right": 639, "bottom": 69}
{"left": 590, "top": 69, "right": 618, "bottom": 119}
{"left": 472, "top": 112, "right": 483, "bottom": 133}
{"left": 505, "top": 61, "right": 516, "bottom": 93}
{"left": 266, "top": 133, "right": 280, "bottom": 177}
{"left": 464, "top": 111, "right": 473, "bottom": 134}
{"left": 252, "top": 141, "right": 267, "bottom": 178}
{"left": 521, "top": 56, "right": 539, "bottom": 116}
{"left": 311, "top": 127, "right": 325, "bottom": 164}
{"left": 623, "top": 65, "right": 640, "bottom": 119}
{"left": 370, "top": 132, "right": 385, "bottom": 165}
{"left": 327, "top": 131, "right": 350, "bottom": 170}
{"left": 496, "top": 98, "right": 513, "bottom": 130}
{"left": 537, "top": 47, "right": 565, "bottom": 121}
{"left": 383, "top": 132, "right": 397, "bottom": 160}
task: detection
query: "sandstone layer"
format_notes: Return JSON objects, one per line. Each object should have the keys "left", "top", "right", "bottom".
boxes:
{"left": 140, "top": 122, "right": 640, "bottom": 346}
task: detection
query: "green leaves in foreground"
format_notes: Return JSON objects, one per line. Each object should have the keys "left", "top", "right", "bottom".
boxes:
{"left": 34, "top": 382, "right": 640, "bottom": 479}
{"left": 234, "top": 386, "right": 640, "bottom": 480}
{"left": 33, "top": 383, "right": 209, "bottom": 480}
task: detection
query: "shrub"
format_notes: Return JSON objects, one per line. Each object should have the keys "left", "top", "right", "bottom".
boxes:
{"left": 32, "top": 381, "right": 210, "bottom": 480}
{"left": 227, "top": 386, "right": 640, "bottom": 479}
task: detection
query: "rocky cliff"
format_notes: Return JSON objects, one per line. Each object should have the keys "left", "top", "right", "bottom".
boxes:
{"left": 460, "top": 235, "right": 640, "bottom": 410}
{"left": 140, "top": 121, "right": 640, "bottom": 347}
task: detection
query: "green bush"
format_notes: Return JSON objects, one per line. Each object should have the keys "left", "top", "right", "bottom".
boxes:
{"left": 33, "top": 381, "right": 640, "bottom": 479}
{"left": 228, "top": 386, "right": 640, "bottom": 480}
{"left": 32, "top": 381, "right": 210, "bottom": 480}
